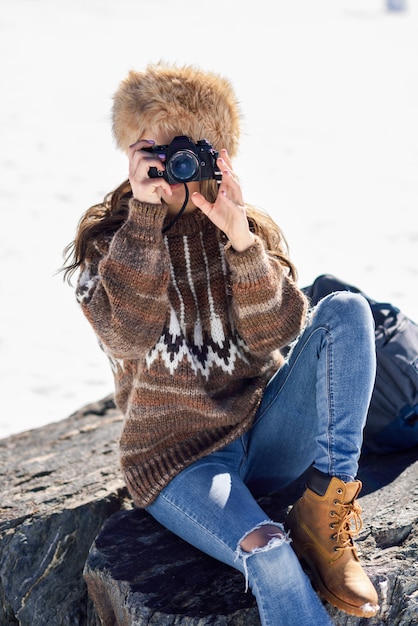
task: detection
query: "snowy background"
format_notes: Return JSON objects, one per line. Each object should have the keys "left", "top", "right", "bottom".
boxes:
{"left": 0, "top": 0, "right": 416, "bottom": 439}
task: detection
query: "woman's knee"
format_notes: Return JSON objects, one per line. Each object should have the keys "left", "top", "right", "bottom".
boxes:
{"left": 313, "top": 291, "right": 374, "bottom": 332}
{"left": 239, "top": 523, "right": 286, "bottom": 552}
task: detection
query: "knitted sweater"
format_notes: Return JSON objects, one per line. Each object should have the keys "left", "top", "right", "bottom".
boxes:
{"left": 76, "top": 198, "right": 308, "bottom": 507}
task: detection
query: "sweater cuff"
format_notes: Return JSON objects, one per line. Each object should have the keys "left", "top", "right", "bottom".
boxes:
{"left": 225, "top": 236, "right": 281, "bottom": 283}
{"left": 127, "top": 198, "right": 168, "bottom": 239}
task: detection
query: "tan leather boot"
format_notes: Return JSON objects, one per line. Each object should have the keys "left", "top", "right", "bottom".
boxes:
{"left": 285, "top": 477, "right": 379, "bottom": 618}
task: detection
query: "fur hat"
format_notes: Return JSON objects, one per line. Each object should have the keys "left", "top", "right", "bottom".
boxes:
{"left": 112, "top": 63, "right": 242, "bottom": 157}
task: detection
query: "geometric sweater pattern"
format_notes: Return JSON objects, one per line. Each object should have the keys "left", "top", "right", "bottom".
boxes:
{"left": 76, "top": 199, "right": 308, "bottom": 507}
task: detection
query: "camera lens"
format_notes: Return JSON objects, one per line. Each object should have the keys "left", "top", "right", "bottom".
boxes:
{"left": 167, "top": 150, "right": 199, "bottom": 182}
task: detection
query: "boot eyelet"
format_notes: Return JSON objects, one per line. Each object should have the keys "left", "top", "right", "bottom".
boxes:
{"left": 336, "top": 488, "right": 343, "bottom": 495}
{"left": 330, "top": 511, "right": 336, "bottom": 517}
{"left": 333, "top": 499, "right": 340, "bottom": 505}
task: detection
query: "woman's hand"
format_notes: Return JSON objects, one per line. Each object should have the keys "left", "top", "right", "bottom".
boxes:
{"left": 128, "top": 140, "right": 172, "bottom": 204}
{"left": 192, "top": 150, "right": 255, "bottom": 252}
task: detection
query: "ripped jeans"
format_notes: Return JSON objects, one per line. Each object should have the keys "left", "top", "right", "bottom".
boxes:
{"left": 146, "top": 292, "right": 376, "bottom": 626}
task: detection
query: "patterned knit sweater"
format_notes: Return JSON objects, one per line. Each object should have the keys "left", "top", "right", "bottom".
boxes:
{"left": 76, "top": 198, "right": 308, "bottom": 507}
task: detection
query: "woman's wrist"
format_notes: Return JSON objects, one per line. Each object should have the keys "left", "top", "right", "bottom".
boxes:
{"left": 227, "top": 232, "right": 255, "bottom": 253}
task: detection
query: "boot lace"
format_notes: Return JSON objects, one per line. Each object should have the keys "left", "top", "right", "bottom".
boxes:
{"left": 332, "top": 499, "right": 363, "bottom": 551}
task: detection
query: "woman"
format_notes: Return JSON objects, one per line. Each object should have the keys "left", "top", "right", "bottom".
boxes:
{"left": 63, "top": 63, "right": 379, "bottom": 625}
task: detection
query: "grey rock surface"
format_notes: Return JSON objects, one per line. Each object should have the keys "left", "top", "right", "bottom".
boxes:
{"left": 0, "top": 395, "right": 130, "bottom": 625}
{"left": 1, "top": 394, "right": 418, "bottom": 625}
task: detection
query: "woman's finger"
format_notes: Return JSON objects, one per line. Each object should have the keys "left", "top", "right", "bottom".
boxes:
{"left": 217, "top": 160, "right": 244, "bottom": 205}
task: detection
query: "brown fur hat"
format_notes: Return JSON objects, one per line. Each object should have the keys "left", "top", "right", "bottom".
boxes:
{"left": 112, "top": 62, "right": 242, "bottom": 157}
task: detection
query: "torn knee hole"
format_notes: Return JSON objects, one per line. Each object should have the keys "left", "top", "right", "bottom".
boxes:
{"left": 235, "top": 522, "right": 291, "bottom": 592}
{"left": 240, "top": 523, "right": 286, "bottom": 553}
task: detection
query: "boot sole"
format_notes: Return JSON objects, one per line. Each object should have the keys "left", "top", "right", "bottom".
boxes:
{"left": 291, "top": 546, "right": 379, "bottom": 619}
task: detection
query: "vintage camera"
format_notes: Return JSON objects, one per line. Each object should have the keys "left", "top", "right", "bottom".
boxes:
{"left": 145, "top": 135, "right": 222, "bottom": 184}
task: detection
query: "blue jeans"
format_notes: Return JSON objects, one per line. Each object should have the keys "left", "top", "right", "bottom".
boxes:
{"left": 147, "top": 292, "right": 376, "bottom": 626}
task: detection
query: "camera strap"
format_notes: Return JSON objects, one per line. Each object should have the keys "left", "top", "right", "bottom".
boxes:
{"left": 162, "top": 183, "right": 189, "bottom": 233}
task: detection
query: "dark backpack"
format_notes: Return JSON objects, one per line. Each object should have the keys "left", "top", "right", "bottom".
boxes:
{"left": 302, "top": 274, "right": 418, "bottom": 455}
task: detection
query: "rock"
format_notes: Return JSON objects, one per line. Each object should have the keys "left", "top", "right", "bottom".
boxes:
{"left": 83, "top": 508, "right": 259, "bottom": 626}
{"left": 1, "top": 394, "right": 418, "bottom": 625}
{"left": 0, "top": 395, "right": 130, "bottom": 626}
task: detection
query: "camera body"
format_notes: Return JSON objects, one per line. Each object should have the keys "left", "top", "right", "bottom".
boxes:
{"left": 145, "top": 135, "right": 222, "bottom": 184}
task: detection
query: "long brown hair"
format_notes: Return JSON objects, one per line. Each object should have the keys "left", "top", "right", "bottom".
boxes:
{"left": 61, "top": 179, "right": 298, "bottom": 283}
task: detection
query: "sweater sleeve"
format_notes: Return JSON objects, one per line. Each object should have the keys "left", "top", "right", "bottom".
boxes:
{"left": 225, "top": 236, "right": 308, "bottom": 356}
{"left": 76, "top": 199, "right": 170, "bottom": 360}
